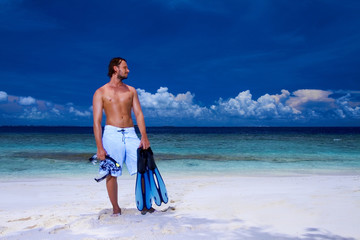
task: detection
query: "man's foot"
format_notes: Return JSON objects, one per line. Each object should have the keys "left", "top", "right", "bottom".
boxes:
{"left": 113, "top": 208, "right": 121, "bottom": 216}
{"left": 141, "top": 207, "right": 155, "bottom": 215}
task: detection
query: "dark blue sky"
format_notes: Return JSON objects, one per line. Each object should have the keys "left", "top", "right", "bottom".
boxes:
{"left": 1, "top": 0, "right": 360, "bottom": 126}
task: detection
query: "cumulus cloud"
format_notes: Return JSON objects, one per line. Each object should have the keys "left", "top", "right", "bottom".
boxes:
{"left": 137, "top": 87, "right": 360, "bottom": 125}
{"left": 51, "top": 108, "right": 61, "bottom": 115}
{"left": 335, "top": 94, "right": 360, "bottom": 119}
{"left": 137, "top": 87, "right": 211, "bottom": 119}
{"left": 1, "top": 88, "right": 360, "bottom": 126}
{"left": 20, "top": 107, "right": 47, "bottom": 120}
{"left": 272, "top": 89, "right": 290, "bottom": 104}
{"left": 211, "top": 90, "right": 296, "bottom": 119}
{"left": 286, "top": 89, "right": 335, "bottom": 111}
{"left": 18, "top": 96, "right": 36, "bottom": 105}
{"left": 69, "top": 106, "right": 91, "bottom": 117}
{"left": 0, "top": 92, "right": 92, "bottom": 124}
{"left": 0, "top": 91, "right": 8, "bottom": 102}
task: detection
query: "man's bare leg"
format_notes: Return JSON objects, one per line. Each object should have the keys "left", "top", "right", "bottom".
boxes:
{"left": 106, "top": 176, "right": 121, "bottom": 215}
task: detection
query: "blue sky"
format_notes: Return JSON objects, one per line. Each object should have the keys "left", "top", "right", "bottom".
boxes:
{"left": 1, "top": 0, "right": 359, "bottom": 126}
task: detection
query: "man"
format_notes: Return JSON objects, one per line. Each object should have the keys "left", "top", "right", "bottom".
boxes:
{"left": 93, "top": 57, "right": 150, "bottom": 216}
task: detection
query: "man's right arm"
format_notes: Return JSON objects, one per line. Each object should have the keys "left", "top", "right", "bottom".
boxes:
{"left": 93, "top": 89, "right": 107, "bottom": 160}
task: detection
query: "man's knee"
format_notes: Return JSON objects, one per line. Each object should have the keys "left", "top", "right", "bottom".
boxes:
{"left": 106, "top": 175, "right": 117, "bottom": 182}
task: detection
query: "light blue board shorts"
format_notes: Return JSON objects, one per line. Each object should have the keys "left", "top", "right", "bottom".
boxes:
{"left": 102, "top": 125, "right": 140, "bottom": 176}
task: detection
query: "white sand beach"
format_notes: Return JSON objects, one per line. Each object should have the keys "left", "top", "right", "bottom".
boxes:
{"left": 1, "top": 173, "right": 359, "bottom": 240}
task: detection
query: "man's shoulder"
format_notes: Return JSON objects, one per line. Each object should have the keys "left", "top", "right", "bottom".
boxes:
{"left": 95, "top": 83, "right": 109, "bottom": 92}
{"left": 93, "top": 84, "right": 108, "bottom": 98}
{"left": 125, "top": 84, "right": 136, "bottom": 92}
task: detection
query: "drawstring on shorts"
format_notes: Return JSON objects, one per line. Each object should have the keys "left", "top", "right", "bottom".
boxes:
{"left": 118, "top": 129, "right": 126, "bottom": 143}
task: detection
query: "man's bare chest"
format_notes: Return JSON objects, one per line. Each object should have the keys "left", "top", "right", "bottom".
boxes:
{"left": 104, "top": 91, "right": 133, "bottom": 105}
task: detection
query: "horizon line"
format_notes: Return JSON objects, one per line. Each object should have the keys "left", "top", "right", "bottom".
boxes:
{"left": 1, "top": 125, "right": 360, "bottom": 128}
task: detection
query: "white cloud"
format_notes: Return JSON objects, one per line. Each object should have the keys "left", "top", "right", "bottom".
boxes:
{"left": 0, "top": 91, "right": 8, "bottom": 102}
{"left": 69, "top": 106, "right": 91, "bottom": 117}
{"left": 138, "top": 87, "right": 360, "bottom": 123}
{"left": 272, "top": 89, "right": 290, "bottom": 104}
{"left": 19, "top": 96, "right": 36, "bottom": 105}
{"left": 211, "top": 90, "right": 297, "bottom": 119}
{"left": 1, "top": 88, "right": 360, "bottom": 125}
{"left": 137, "top": 87, "right": 210, "bottom": 119}
{"left": 286, "top": 89, "right": 335, "bottom": 111}
{"left": 51, "top": 108, "right": 60, "bottom": 115}
{"left": 136, "top": 88, "right": 360, "bottom": 124}
{"left": 0, "top": 93, "right": 92, "bottom": 123}
{"left": 20, "top": 107, "right": 47, "bottom": 120}
{"left": 335, "top": 94, "right": 360, "bottom": 118}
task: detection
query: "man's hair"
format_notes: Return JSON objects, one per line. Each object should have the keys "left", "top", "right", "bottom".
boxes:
{"left": 107, "top": 57, "right": 127, "bottom": 77}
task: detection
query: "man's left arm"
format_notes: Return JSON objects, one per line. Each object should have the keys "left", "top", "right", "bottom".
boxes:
{"left": 132, "top": 87, "right": 150, "bottom": 149}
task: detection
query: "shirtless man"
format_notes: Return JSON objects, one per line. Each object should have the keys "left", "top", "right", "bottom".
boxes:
{"left": 93, "top": 57, "right": 150, "bottom": 215}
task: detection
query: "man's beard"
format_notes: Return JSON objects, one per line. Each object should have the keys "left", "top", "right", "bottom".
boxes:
{"left": 117, "top": 73, "right": 127, "bottom": 80}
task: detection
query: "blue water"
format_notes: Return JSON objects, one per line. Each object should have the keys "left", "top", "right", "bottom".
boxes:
{"left": 1, "top": 126, "right": 360, "bottom": 178}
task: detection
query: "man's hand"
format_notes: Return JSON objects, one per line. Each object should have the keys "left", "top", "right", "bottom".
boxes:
{"left": 139, "top": 136, "right": 150, "bottom": 149}
{"left": 97, "top": 148, "right": 107, "bottom": 160}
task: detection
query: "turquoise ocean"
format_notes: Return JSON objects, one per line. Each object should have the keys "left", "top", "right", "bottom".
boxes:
{"left": 1, "top": 126, "right": 360, "bottom": 179}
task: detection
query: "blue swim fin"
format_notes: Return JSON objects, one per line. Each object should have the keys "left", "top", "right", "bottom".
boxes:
{"left": 135, "top": 148, "right": 152, "bottom": 211}
{"left": 135, "top": 148, "right": 146, "bottom": 211}
{"left": 135, "top": 171, "right": 144, "bottom": 211}
{"left": 148, "top": 169, "right": 162, "bottom": 206}
{"left": 146, "top": 148, "right": 168, "bottom": 205}
{"left": 144, "top": 171, "right": 152, "bottom": 209}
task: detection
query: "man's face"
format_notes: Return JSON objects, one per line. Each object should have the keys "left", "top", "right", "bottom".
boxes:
{"left": 116, "top": 61, "right": 130, "bottom": 80}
